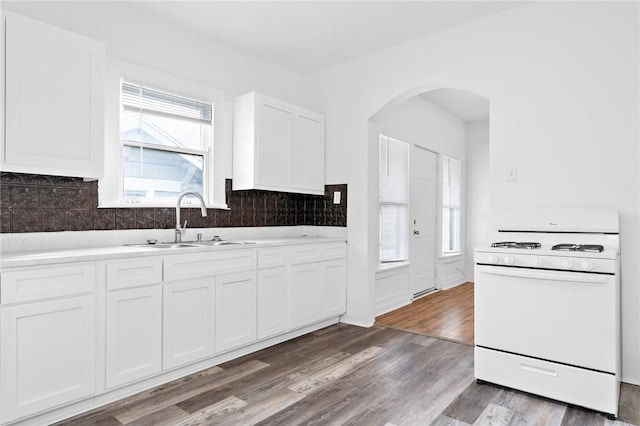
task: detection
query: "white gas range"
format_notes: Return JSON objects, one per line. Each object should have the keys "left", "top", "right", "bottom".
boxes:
{"left": 474, "top": 208, "right": 620, "bottom": 419}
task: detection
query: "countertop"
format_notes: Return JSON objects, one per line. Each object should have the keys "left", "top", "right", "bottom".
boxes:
{"left": 0, "top": 236, "right": 347, "bottom": 268}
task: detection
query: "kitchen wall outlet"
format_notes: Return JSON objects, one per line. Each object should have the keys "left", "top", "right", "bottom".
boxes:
{"left": 333, "top": 191, "right": 341, "bottom": 204}
{"left": 506, "top": 167, "right": 518, "bottom": 182}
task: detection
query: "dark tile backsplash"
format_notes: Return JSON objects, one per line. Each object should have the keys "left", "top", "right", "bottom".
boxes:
{"left": 0, "top": 173, "right": 347, "bottom": 233}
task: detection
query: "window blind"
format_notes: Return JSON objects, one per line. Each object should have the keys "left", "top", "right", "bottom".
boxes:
{"left": 442, "top": 156, "right": 461, "bottom": 253}
{"left": 122, "top": 81, "right": 212, "bottom": 124}
{"left": 380, "top": 135, "right": 409, "bottom": 263}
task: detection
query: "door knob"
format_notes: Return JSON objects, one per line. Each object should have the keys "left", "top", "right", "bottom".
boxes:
{"left": 413, "top": 230, "right": 420, "bottom": 235}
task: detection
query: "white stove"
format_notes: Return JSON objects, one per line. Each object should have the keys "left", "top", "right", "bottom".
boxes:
{"left": 474, "top": 208, "right": 620, "bottom": 419}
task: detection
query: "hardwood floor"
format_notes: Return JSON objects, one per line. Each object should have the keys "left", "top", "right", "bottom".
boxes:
{"left": 57, "top": 324, "right": 639, "bottom": 426}
{"left": 376, "top": 281, "right": 475, "bottom": 345}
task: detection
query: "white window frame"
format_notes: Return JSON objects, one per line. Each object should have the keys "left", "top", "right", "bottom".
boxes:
{"left": 379, "top": 134, "right": 410, "bottom": 265}
{"left": 442, "top": 155, "right": 461, "bottom": 256}
{"left": 99, "top": 57, "right": 228, "bottom": 209}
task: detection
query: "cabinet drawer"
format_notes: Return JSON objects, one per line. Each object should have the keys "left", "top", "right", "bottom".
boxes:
{"left": 258, "top": 247, "right": 288, "bottom": 269}
{"left": 106, "top": 258, "right": 163, "bottom": 290}
{"left": 290, "top": 242, "right": 346, "bottom": 265}
{"left": 165, "top": 249, "right": 257, "bottom": 282}
{"left": 475, "top": 347, "right": 618, "bottom": 416}
{"left": 321, "top": 243, "right": 347, "bottom": 260}
{"left": 1, "top": 263, "right": 95, "bottom": 304}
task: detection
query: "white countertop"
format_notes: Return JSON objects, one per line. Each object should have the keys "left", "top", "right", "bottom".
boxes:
{"left": 0, "top": 236, "right": 346, "bottom": 268}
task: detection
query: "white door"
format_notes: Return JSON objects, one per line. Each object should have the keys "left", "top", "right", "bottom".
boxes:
{"left": 257, "top": 266, "right": 289, "bottom": 339}
{"left": 321, "top": 259, "right": 347, "bottom": 318}
{"left": 1, "top": 296, "right": 95, "bottom": 423}
{"left": 293, "top": 111, "right": 325, "bottom": 193}
{"left": 409, "top": 146, "right": 437, "bottom": 297}
{"left": 4, "top": 12, "right": 104, "bottom": 178}
{"left": 105, "top": 286, "right": 162, "bottom": 389}
{"left": 256, "top": 98, "right": 293, "bottom": 189}
{"left": 215, "top": 271, "right": 258, "bottom": 352}
{"left": 163, "top": 278, "right": 216, "bottom": 370}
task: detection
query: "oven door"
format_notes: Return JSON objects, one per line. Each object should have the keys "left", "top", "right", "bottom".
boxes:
{"left": 475, "top": 264, "right": 617, "bottom": 373}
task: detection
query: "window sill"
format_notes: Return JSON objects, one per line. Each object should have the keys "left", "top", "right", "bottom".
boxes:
{"left": 98, "top": 202, "right": 229, "bottom": 210}
{"left": 377, "top": 261, "right": 411, "bottom": 273}
{"left": 439, "top": 253, "right": 464, "bottom": 264}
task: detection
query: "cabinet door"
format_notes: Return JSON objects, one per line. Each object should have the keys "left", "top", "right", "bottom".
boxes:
{"left": 256, "top": 97, "right": 293, "bottom": 189}
{"left": 1, "top": 296, "right": 95, "bottom": 423}
{"left": 3, "top": 12, "right": 104, "bottom": 178}
{"left": 288, "top": 263, "right": 323, "bottom": 329}
{"left": 293, "top": 111, "right": 325, "bottom": 194}
{"left": 163, "top": 278, "right": 215, "bottom": 370}
{"left": 257, "top": 266, "right": 288, "bottom": 339}
{"left": 321, "top": 259, "right": 347, "bottom": 318}
{"left": 105, "top": 286, "right": 162, "bottom": 389}
{"left": 215, "top": 271, "right": 257, "bottom": 352}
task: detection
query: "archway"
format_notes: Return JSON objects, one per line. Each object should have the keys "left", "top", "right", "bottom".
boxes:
{"left": 369, "top": 87, "right": 490, "bottom": 345}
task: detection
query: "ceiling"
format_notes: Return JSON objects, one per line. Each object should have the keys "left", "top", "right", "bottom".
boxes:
{"left": 130, "top": 1, "right": 527, "bottom": 74}
{"left": 421, "top": 89, "right": 490, "bottom": 121}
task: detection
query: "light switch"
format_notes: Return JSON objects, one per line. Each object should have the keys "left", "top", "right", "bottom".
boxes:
{"left": 506, "top": 167, "right": 518, "bottom": 182}
{"left": 333, "top": 191, "right": 341, "bottom": 204}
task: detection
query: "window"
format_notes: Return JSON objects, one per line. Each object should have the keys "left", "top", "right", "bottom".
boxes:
{"left": 119, "top": 81, "right": 212, "bottom": 204}
{"left": 442, "top": 155, "right": 461, "bottom": 254}
{"left": 379, "top": 135, "right": 409, "bottom": 263}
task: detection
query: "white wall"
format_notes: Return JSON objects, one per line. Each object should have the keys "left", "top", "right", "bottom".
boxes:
{"left": 371, "top": 96, "right": 467, "bottom": 303}
{"left": 465, "top": 120, "right": 491, "bottom": 279}
{"left": 303, "top": 2, "right": 640, "bottom": 384}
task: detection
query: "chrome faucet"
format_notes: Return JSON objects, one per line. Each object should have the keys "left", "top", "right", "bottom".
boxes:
{"left": 175, "top": 191, "right": 207, "bottom": 243}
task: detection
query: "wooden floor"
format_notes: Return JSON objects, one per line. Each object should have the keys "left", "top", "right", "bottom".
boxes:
{"left": 58, "top": 324, "right": 640, "bottom": 426}
{"left": 376, "top": 281, "right": 475, "bottom": 345}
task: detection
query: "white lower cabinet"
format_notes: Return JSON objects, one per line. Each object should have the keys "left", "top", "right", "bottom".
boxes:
{"left": 215, "top": 271, "right": 257, "bottom": 352}
{"left": 0, "top": 295, "right": 95, "bottom": 423}
{"left": 257, "top": 266, "right": 288, "bottom": 339}
{"left": 0, "top": 241, "right": 346, "bottom": 424}
{"left": 289, "top": 263, "right": 323, "bottom": 328}
{"left": 163, "top": 278, "right": 216, "bottom": 370}
{"left": 105, "top": 285, "right": 162, "bottom": 389}
{"left": 288, "top": 243, "right": 348, "bottom": 330}
{"left": 321, "top": 259, "right": 347, "bottom": 317}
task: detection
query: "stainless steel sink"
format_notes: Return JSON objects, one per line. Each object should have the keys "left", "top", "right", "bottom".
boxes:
{"left": 197, "top": 240, "right": 254, "bottom": 246}
{"left": 126, "top": 240, "right": 256, "bottom": 249}
{"left": 126, "top": 243, "right": 202, "bottom": 249}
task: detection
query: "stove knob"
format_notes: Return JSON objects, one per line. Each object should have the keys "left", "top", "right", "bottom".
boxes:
{"left": 561, "top": 258, "right": 574, "bottom": 269}
{"left": 581, "top": 260, "right": 594, "bottom": 271}
{"left": 487, "top": 254, "right": 497, "bottom": 263}
{"left": 531, "top": 257, "right": 542, "bottom": 267}
{"left": 503, "top": 255, "right": 515, "bottom": 265}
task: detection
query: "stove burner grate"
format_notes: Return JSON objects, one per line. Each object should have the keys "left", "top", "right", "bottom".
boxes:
{"left": 491, "top": 241, "right": 541, "bottom": 249}
{"left": 551, "top": 244, "right": 604, "bottom": 252}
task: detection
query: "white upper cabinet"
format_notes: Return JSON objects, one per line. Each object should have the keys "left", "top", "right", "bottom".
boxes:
{"left": 233, "top": 92, "right": 325, "bottom": 195}
{"left": 2, "top": 12, "right": 105, "bottom": 178}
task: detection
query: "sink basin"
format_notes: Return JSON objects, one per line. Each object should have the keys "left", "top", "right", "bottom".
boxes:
{"left": 126, "top": 243, "right": 202, "bottom": 249}
{"left": 197, "top": 240, "right": 252, "bottom": 246}
{"left": 126, "top": 241, "right": 256, "bottom": 249}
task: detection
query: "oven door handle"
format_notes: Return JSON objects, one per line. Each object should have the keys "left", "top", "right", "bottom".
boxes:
{"left": 477, "top": 265, "right": 610, "bottom": 283}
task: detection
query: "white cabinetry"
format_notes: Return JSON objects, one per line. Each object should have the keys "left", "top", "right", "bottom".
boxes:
{"left": 257, "top": 247, "right": 289, "bottom": 339}
{"left": 105, "top": 285, "right": 162, "bottom": 389}
{"left": 0, "top": 263, "right": 96, "bottom": 424}
{"left": 233, "top": 92, "right": 325, "bottom": 195}
{"left": 163, "top": 278, "right": 215, "bottom": 370}
{"left": 289, "top": 262, "right": 324, "bottom": 328}
{"left": 288, "top": 243, "right": 347, "bottom": 329}
{"left": 1, "top": 12, "right": 105, "bottom": 178}
{"left": 105, "top": 259, "right": 163, "bottom": 389}
{"left": 0, "top": 241, "right": 346, "bottom": 424}
{"left": 215, "top": 271, "right": 258, "bottom": 352}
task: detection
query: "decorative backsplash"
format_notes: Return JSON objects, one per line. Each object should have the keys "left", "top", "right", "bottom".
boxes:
{"left": 0, "top": 173, "right": 347, "bottom": 233}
